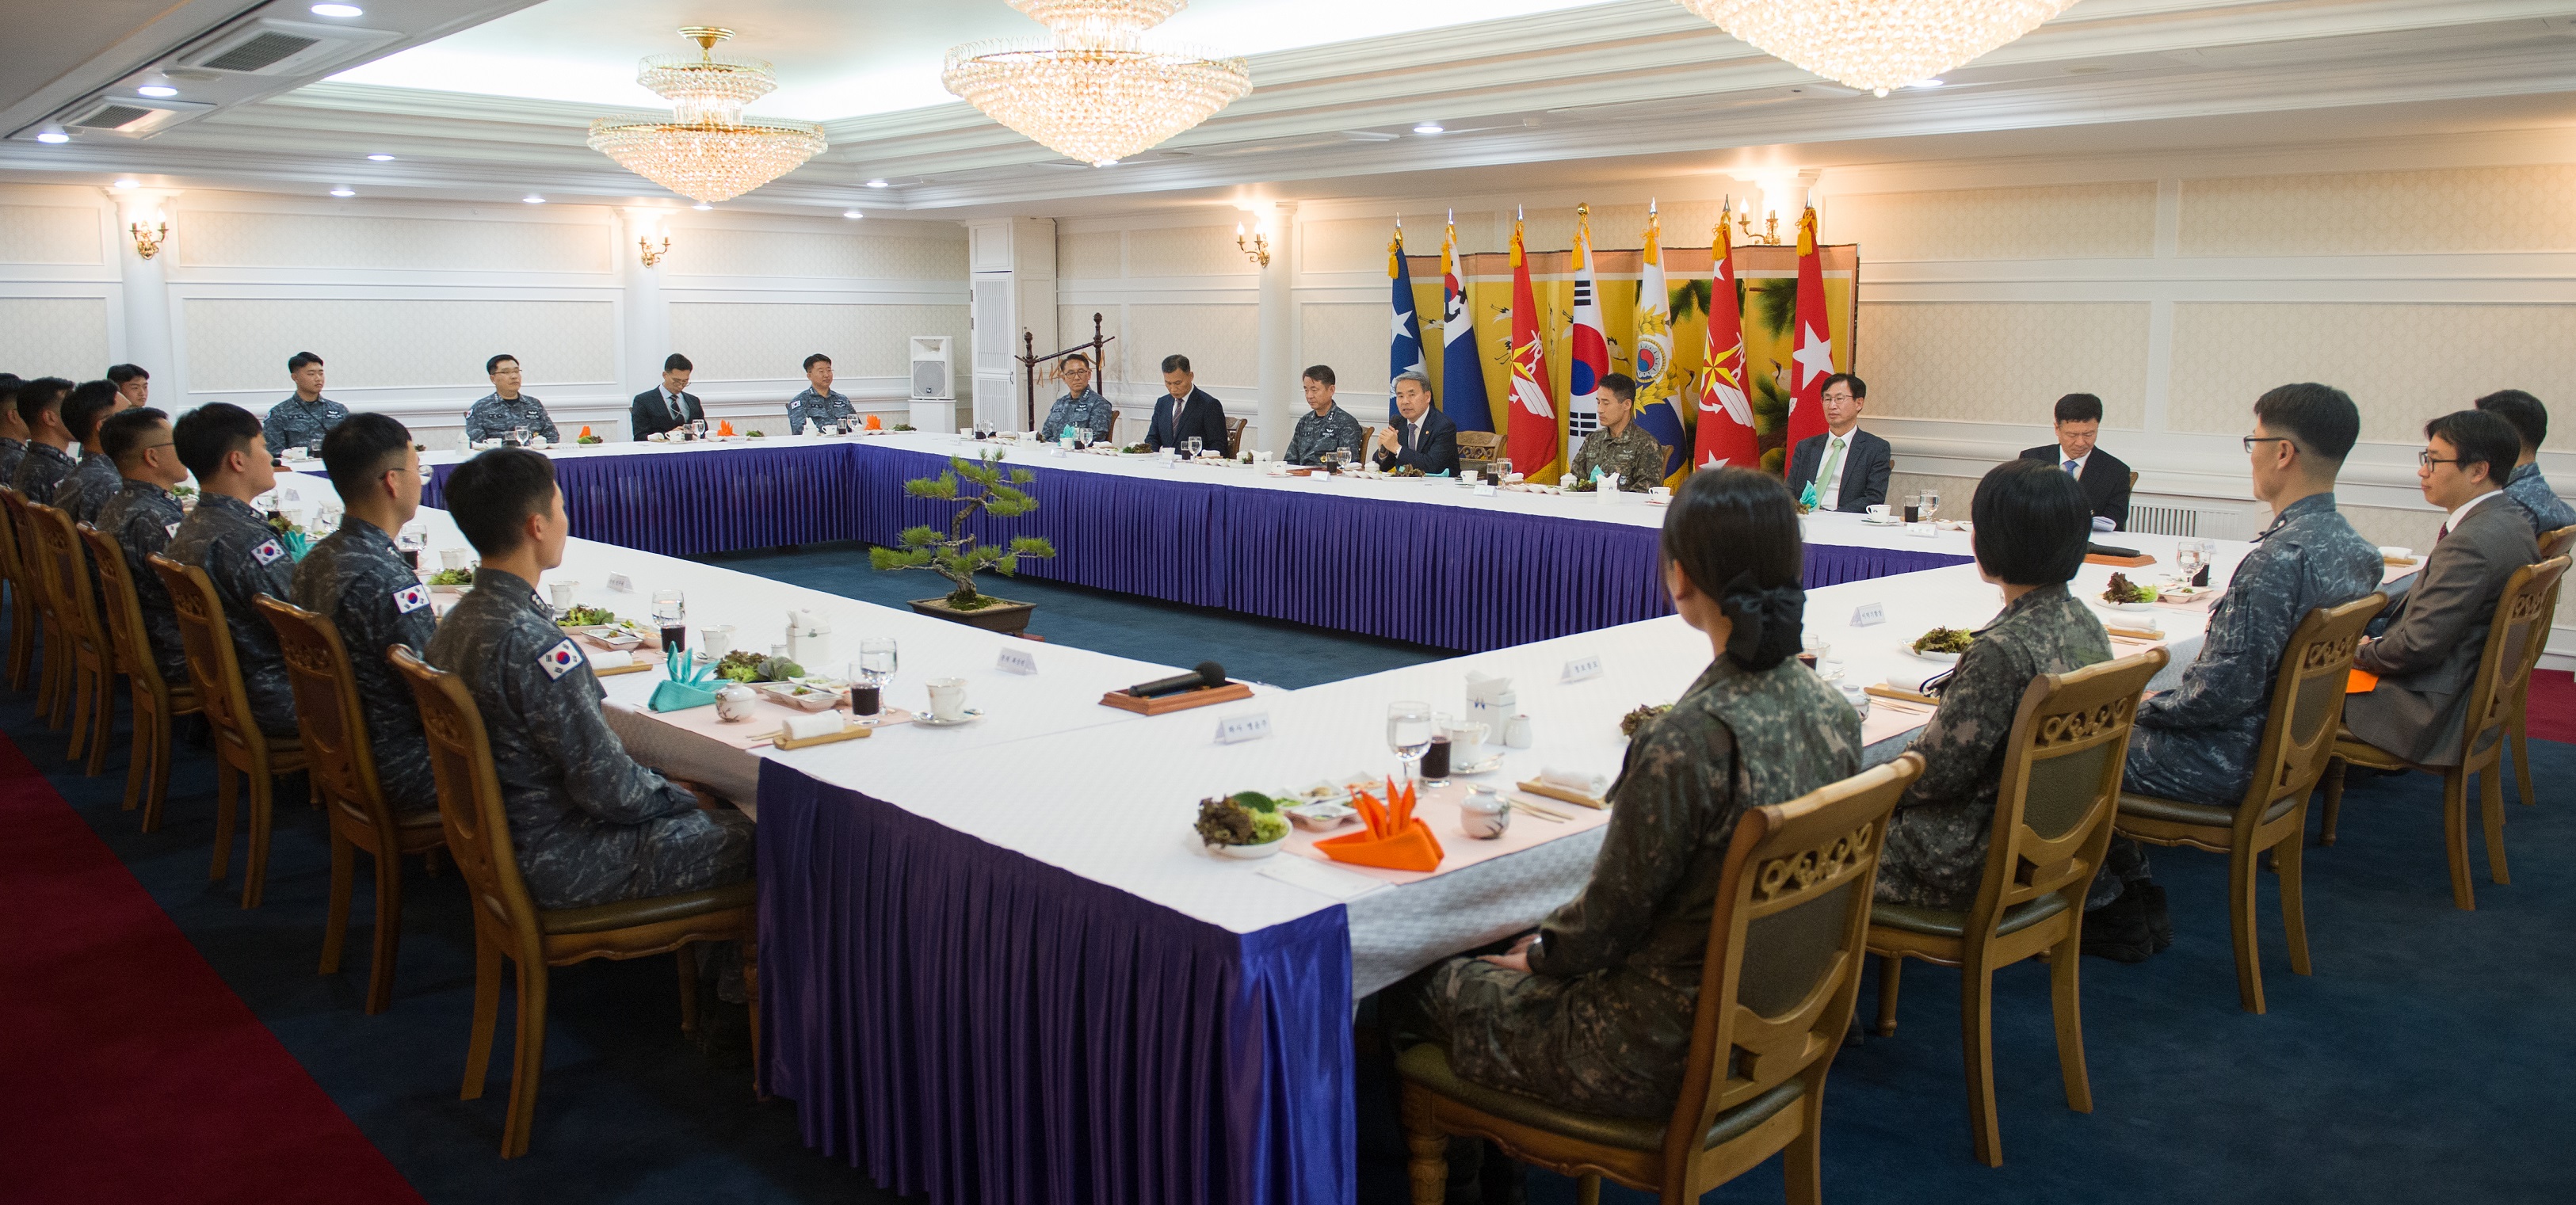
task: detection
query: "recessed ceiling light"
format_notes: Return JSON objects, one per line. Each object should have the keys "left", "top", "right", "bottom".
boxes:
{"left": 136, "top": 85, "right": 180, "bottom": 98}
{"left": 864, "top": 179, "right": 888, "bottom": 189}
{"left": 310, "top": 3, "right": 364, "bottom": 17}
{"left": 1413, "top": 122, "right": 1444, "bottom": 134}
{"left": 366, "top": 152, "right": 395, "bottom": 162}
{"left": 522, "top": 194, "right": 545, "bottom": 204}
{"left": 843, "top": 209, "right": 863, "bottom": 219}
{"left": 35, "top": 131, "right": 67, "bottom": 144}
{"left": 1093, "top": 159, "right": 1119, "bottom": 167}
{"left": 693, "top": 202, "right": 712, "bottom": 211}
{"left": 113, "top": 180, "right": 140, "bottom": 192}
{"left": 1905, "top": 78, "right": 1944, "bottom": 88}
{"left": 330, "top": 187, "right": 355, "bottom": 197}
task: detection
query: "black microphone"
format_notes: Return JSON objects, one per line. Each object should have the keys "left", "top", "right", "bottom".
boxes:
{"left": 1127, "top": 661, "right": 1227, "bottom": 698}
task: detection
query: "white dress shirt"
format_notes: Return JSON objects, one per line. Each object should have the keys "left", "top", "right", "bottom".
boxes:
{"left": 2444, "top": 489, "right": 2504, "bottom": 537}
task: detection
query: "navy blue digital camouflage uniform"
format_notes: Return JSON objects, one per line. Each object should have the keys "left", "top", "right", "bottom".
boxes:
{"left": 1037, "top": 388, "right": 1113, "bottom": 443}
{"left": 262, "top": 396, "right": 350, "bottom": 457}
{"left": 166, "top": 492, "right": 300, "bottom": 738}
{"left": 2503, "top": 461, "right": 2576, "bottom": 538}
{"left": 96, "top": 479, "right": 189, "bottom": 688}
{"left": 787, "top": 387, "right": 855, "bottom": 435}
{"left": 10, "top": 440, "right": 74, "bottom": 504}
{"left": 1282, "top": 404, "right": 1364, "bottom": 466}
{"left": 463, "top": 394, "right": 559, "bottom": 444}
{"left": 291, "top": 517, "right": 439, "bottom": 815}
{"left": 60, "top": 450, "right": 122, "bottom": 524}
{"left": 0, "top": 436, "right": 25, "bottom": 486}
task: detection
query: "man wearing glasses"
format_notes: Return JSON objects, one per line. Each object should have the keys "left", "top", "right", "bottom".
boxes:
{"left": 93, "top": 406, "right": 193, "bottom": 688}
{"left": 2342, "top": 410, "right": 2538, "bottom": 765}
{"left": 2088, "top": 383, "right": 2385, "bottom": 963}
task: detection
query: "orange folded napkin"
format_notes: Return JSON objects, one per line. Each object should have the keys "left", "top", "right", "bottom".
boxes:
{"left": 580, "top": 425, "right": 593, "bottom": 439}
{"left": 864, "top": 414, "right": 883, "bottom": 431}
{"left": 1319, "top": 779, "right": 1444, "bottom": 872}
{"left": 717, "top": 420, "right": 735, "bottom": 437}
{"left": 2346, "top": 668, "right": 2379, "bottom": 695}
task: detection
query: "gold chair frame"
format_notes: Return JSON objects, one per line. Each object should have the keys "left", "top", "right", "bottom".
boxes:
{"left": 147, "top": 552, "right": 311, "bottom": 908}
{"left": 80, "top": 524, "right": 200, "bottom": 829}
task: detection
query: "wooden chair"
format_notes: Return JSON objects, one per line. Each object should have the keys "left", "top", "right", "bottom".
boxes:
{"left": 388, "top": 646, "right": 758, "bottom": 1158}
{"left": 1867, "top": 647, "right": 2167, "bottom": 1167}
{"left": 1399, "top": 753, "right": 1925, "bottom": 1205}
{"left": 2116, "top": 593, "right": 2383, "bottom": 1012}
{"left": 80, "top": 524, "right": 200, "bottom": 830}
{"left": 257, "top": 596, "right": 446, "bottom": 1015}
{"left": 148, "top": 553, "right": 311, "bottom": 909}
{"left": 0, "top": 486, "right": 38, "bottom": 692}
{"left": 2, "top": 486, "right": 71, "bottom": 725}
{"left": 29, "top": 502, "right": 117, "bottom": 774}
{"left": 1223, "top": 415, "right": 1248, "bottom": 458}
{"left": 1456, "top": 430, "right": 1504, "bottom": 458}
{"left": 2505, "top": 524, "right": 2576, "bottom": 807}
{"left": 2321, "top": 555, "right": 2570, "bottom": 910}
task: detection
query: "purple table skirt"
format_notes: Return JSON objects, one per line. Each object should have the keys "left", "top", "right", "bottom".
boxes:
{"left": 758, "top": 761, "right": 1353, "bottom": 1205}
{"left": 422, "top": 441, "right": 869, "bottom": 559}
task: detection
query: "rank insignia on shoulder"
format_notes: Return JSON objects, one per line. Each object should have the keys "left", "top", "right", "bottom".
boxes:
{"left": 393, "top": 584, "right": 430, "bottom": 614}
{"left": 537, "top": 638, "right": 585, "bottom": 681}
{"left": 252, "top": 539, "right": 286, "bottom": 565}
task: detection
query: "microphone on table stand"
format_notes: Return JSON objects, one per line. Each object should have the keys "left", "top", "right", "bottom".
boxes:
{"left": 1125, "top": 661, "right": 1227, "bottom": 699}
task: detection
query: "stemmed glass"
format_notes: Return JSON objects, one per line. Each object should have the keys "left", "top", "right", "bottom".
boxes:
{"left": 689, "top": 418, "right": 708, "bottom": 440}
{"left": 1185, "top": 436, "right": 1204, "bottom": 460}
{"left": 396, "top": 522, "right": 426, "bottom": 571}
{"left": 1387, "top": 700, "right": 1434, "bottom": 784}
{"left": 511, "top": 425, "right": 531, "bottom": 447}
{"left": 2174, "top": 541, "right": 2204, "bottom": 584}
{"left": 855, "top": 638, "right": 898, "bottom": 700}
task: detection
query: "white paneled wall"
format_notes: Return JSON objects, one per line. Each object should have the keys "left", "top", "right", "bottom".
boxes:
{"left": 1054, "top": 214, "right": 1263, "bottom": 441}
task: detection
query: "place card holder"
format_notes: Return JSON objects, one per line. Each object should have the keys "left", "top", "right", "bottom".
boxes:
{"left": 1099, "top": 680, "right": 1254, "bottom": 715}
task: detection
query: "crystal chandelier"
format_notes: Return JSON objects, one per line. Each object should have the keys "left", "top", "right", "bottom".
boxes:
{"left": 942, "top": 0, "right": 1252, "bottom": 166}
{"left": 588, "top": 27, "right": 827, "bottom": 204}
{"left": 1674, "top": 0, "right": 2078, "bottom": 96}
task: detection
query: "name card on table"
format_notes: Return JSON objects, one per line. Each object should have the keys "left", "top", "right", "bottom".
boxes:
{"left": 1215, "top": 711, "right": 1272, "bottom": 745}
{"left": 1850, "top": 603, "right": 1887, "bottom": 627}
{"left": 996, "top": 646, "right": 1039, "bottom": 676}
{"left": 1473, "top": 482, "right": 1498, "bottom": 498}
{"left": 1560, "top": 654, "right": 1603, "bottom": 684}
{"left": 607, "top": 573, "right": 634, "bottom": 593}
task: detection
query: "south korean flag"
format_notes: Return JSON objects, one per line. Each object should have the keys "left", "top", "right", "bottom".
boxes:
{"left": 536, "top": 637, "right": 586, "bottom": 681}
{"left": 252, "top": 538, "right": 287, "bottom": 566}
{"left": 392, "top": 583, "right": 431, "bottom": 615}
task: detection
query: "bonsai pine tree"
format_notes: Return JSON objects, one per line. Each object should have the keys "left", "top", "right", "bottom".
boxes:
{"left": 868, "top": 450, "right": 1055, "bottom": 611}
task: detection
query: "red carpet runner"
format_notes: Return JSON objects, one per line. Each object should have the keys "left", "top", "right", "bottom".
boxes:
{"left": 0, "top": 732, "right": 423, "bottom": 1204}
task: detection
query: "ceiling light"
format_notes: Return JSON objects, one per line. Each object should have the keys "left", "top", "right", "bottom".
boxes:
{"left": 942, "top": 0, "right": 1253, "bottom": 166}
{"left": 310, "top": 4, "right": 364, "bottom": 17}
{"left": 843, "top": 209, "right": 863, "bottom": 219}
{"left": 693, "top": 201, "right": 712, "bottom": 211}
{"left": 1413, "top": 123, "right": 1444, "bottom": 134}
{"left": 113, "top": 178, "right": 138, "bottom": 190}
{"left": 136, "top": 85, "right": 180, "bottom": 98}
{"left": 1673, "top": 0, "right": 2074, "bottom": 97}
{"left": 366, "top": 152, "right": 395, "bottom": 161}
{"left": 864, "top": 178, "right": 888, "bottom": 188}
{"left": 330, "top": 187, "right": 356, "bottom": 197}
{"left": 35, "top": 131, "right": 68, "bottom": 144}
{"left": 1906, "top": 78, "right": 1944, "bottom": 88}
{"left": 587, "top": 27, "right": 827, "bottom": 204}
{"left": 523, "top": 194, "right": 546, "bottom": 204}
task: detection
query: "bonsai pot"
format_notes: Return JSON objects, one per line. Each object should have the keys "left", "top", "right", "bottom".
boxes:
{"left": 908, "top": 594, "right": 1036, "bottom": 635}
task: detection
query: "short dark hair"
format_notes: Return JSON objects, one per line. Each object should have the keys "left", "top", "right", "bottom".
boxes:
{"left": 2054, "top": 392, "right": 2104, "bottom": 425}
{"left": 445, "top": 448, "right": 558, "bottom": 557}
{"left": 65, "top": 379, "right": 121, "bottom": 442}
{"left": 1971, "top": 459, "right": 2092, "bottom": 586}
{"left": 100, "top": 407, "right": 169, "bottom": 465}
{"left": 1821, "top": 372, "right": 1866, "bottom": 398}
{"left": 1658, "top": 467, "right": 1804, "bottom": 670}
{"left": 486, "top": 353, "right": 517, "bottom": 376}
{"left": 663, "top": 353, "right": 692, "bottom": 373}
{"left": 0, "top": 376, "right": 19, "bottom": 414}
{"left": 1601, "top": 372, "right": 1636, "bottom": 402}
{"left": 321, "top": 411, "right": 414, "bottom": 498}
{"left": 172, "top": 402, "right": 265, "bottom": 479}
{"left": 2426, "top": 410, "right": 2521, "bottom": 487}
{"left": 288, "top": 351, "right": 324, "bottom": 373}
{"left": 16, "top": 376, "right": 71, "bottom": 427}
{"left": 1059, "top": 352, "right": 1089, "bottom": 370}
{"left": 2474, "top": 389, "right": 2547, "bottom": 454}
{"left": 1160, "top": 353, "right": 1192, "bottom": 375}
{"left": 2251, "top": 383, "right": 2360, "bottom": 464}
{"left": 1301, "top": 364, "right": 1334, "bottom": 387}
{"left": 106, "top": 363, "right": 149, "bottom": 385}
{"left": 803, "top": 353, "right": 832, "bottom": 372}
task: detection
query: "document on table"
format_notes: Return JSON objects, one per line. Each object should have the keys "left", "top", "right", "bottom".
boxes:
{"left": 1258, "top": 854, "right": 1391, "bottom": 902}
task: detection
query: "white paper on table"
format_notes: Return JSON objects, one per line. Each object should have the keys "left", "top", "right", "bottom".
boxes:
{"left": 1258, "top": 855, "right": 1391, "bottom": 902}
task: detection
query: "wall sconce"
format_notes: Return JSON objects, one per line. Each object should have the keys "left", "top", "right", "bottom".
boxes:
{"left": 1731, "top": 208, "right": 1783, "bottom": 246}
{"left": 129, "top": 219, "right": 168, "bottom": 259}
{"left": 1235, "top": 223, "right": 1270, "bottom": 267}
{"left": 638, "top": 235, "right": 670, "bottom": 266}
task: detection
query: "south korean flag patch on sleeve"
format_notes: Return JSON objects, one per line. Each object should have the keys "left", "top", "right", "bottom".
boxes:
{"left": 393, "top": 583, "right": 430, "bottom": 614}
{"left": 536, "top": 638, "right": 586, "bottom": 681}
{"left": 252, "top": 538, "right": 287, "bottom": 566}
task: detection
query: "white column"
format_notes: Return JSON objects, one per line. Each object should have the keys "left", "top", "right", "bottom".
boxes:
{"left": 112, "top": 189, "right": 177, "bottom": 379}
{"left": 1254, "top": 201, "right": 1297, "bottom": 454}
{"left": 620, "top": 210, "right": 670, "bottom": 435}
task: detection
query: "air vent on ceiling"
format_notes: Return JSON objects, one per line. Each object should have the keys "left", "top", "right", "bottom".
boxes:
{"left": 75, "top": 105, "right": 157, "bottom": 130}
{"left": 179, "top": 17, "right": 396, "bottom": 76}
{"left": 59, "top": 96, "right": 215, "bottom": 138}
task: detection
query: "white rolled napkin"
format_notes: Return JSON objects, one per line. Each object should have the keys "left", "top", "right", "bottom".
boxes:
{"left": 589, "top": 650, "right": 632, "bottom": 671}
{"left": 780, "top": 711, "right": 845, "bottom": 742}
{"left": 1883, "top": 667, "right": 1945, "bottom": 694}
{"left": 1539, "top": 767, "right": 1607, "bottom": 796}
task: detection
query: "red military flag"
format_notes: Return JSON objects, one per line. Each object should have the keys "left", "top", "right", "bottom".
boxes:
{"left": 1694, "top": 206, "right": 1759, "bottom": 471}
{"left": 1784, "top": 205, "right": 1834, "bottom": 452}
{"left": 1506, "top": 212, "right": 1559, "bottom": 479}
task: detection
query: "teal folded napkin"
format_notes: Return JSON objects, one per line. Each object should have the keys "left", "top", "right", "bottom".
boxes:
{"left": 647, "top": 646, "right": 720, "bottom": 712}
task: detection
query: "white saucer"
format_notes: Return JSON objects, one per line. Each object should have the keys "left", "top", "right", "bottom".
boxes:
{"left": 913, "top": 707, "right": 986, "bottom": 727}
{"left": 1446, "top": 753, "right": 1507, "bottom": 776}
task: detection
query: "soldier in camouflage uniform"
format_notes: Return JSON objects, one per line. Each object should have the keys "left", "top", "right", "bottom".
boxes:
{"left": 426, "top": 448, "right": 750, "bottom": 909}
{"left": 59, "top": 379, "right": 132, "bottom": 524}
{"left": 2470, "top": 391, "right": 2576, "bottom": 536}
{"left": 167, "top": 403, "right": 300, "bottom": 739}
{"left": 1567, "top": 374, "right": 1670, "bottom": 490}
{"left": 464, "top": 353, "right": 561, "bottom": 444}
{"left": 292, "top": 414, "right": 440, "bottom": 815}
{"left": 94, "top": 410, "right": 191, "bottom": 689}
{"left": 1036, "top": 353, "right": 1112, "bottom": 443}
{"left": 0, "top": 374, "right": 27, "bottom": 485}
{"left": 10, "top": 376, "right": 78, "bottom": 504}
{"left": 261, "top": 352, "right": 351, "bottom": 456}
{"left": 1878, "top": 462, "right": 2112, "bottom": 909}
{"left": 1283, "top": 364, "right": 1364, "bottom": 466}
{"left": 1398, "top": 468, "right": 1857, "bottom": 1119}
{"left": 788, "top": 353, "right": 857, "bottom": 434}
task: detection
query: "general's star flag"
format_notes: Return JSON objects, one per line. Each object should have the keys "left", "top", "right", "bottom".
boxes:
{"left": 1387, "top": 225, "right": 1425, "bottom": 424}
{"left": 1440, "top": 214, "right": 1491, "bottom": 433}
{"left": 1567, "top": 205, "right": 1609, "bottom": 451}
{"left": 1630, "top": 204, "right": 1687, "bottom": 483}
{"left": 1786, "top": 204, "right": 1833, "bottom": 452}
{"left": 1693, "top": 204, "right": 1759, "bottom": 472}
{"left": 1506, "top": 213, "right": 1558, "bottom": 479}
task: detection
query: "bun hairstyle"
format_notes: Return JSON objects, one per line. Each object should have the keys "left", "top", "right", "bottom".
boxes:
{"left": 1659, "top": 467, "right": 1807, "bottom": 670}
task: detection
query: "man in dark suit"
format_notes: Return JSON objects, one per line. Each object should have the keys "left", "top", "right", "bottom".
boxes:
{"left": 1785, "top": 372, "right": 1890, "bottom": 513}
{"left": 1372, "top": 370, "right": 1458, "bottom": 475}
{"left": 630, "top": 353, "right": 704, "bottom": 438}
{"left": 1144, "top": 353, "right": 1230, "bottom": 455}
{"left": 2020, "top": 392, "right": 2132, "bottom": 532}
{"left": 2345, "top": 409, "right": 2540, "bottom": 765}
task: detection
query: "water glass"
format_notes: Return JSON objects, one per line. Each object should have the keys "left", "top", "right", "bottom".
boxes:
{"left": 1903, "top": 494, "right": 1923, "bottom": 524}
{"left": 1387, "top": 700, "right": 1434, "bottom": 782}
{"left": 855, "top": 638, "right": 898, "bottom": 687}
{"left": 512, "top": 425, "right": 531, "bottom": 446}
{"left": 652, "top": 588, "right": 688, "bottom": 653}
{"left": 690, "top": 418, "right": 708, "bottom": 440}
{"left": 1185, "top": 436, "right": 1203, "bottom": 459}
{"left": 1921, "top": 487, "right": 1941, "bottom": 521}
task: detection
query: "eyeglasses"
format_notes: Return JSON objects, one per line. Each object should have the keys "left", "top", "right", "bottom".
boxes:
{"left": 2418, "top": 451, "right": 2462, "bottom": 468}
{"left": 2242, "top": 435, "right": 2301, "bottom": 455}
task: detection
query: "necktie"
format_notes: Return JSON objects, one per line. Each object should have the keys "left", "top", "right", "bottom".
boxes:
{"left": 2438, "top": 522, "right": 2451, "bottom": 542}
{"left": 1817, "top": 437, "right": 1846, "bottom": 501}
{"left": 2065, "top": 459, "right": 2079, "bottom": 475}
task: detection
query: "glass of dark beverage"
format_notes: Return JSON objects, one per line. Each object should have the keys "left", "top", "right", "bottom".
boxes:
{"left": 651, "top": 587, "right": 685, "bottom": 654}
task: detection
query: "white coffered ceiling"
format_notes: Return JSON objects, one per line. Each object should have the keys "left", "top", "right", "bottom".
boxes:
{"left": 2, "top": 0, "right": 2572, "bottom": 218}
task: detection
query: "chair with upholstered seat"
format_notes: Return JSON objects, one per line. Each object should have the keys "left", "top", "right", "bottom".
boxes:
{"left": 1868, "top": 646, "right": 2167, "bottom": 1167}
{"left": 388, "top": 646, "right": 758, "bottom": 1158}
{"left": 2, "top": 487, "right": 71, "bottom": 724}
{"left": 29, "top": 503, "right": 118, "bottom": 773}
{"left": 81, "top": 524, "right": 200, "bottom": 829}
{"left": 2505, "top": 524, "right": 2575, "bottom": 808}
{"left": 257, "top": 595, "right": 447, "bottom": 1015}
{"left": 0, "top": 486, "right": 40, "bottom": 692}
{"left": 1399, "top": 753, "right": 1923, "bottom": 1205}
{"left": 148, "top": 553, "right": 311, "bottom": 908}
{"left": 2116, "top": 593, "right": 2382, "bottom": 1013}
{"left": 2321, "top": 555, "right": 2570, "bottom": 910}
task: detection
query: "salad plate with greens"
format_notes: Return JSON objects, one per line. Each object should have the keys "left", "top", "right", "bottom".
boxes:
{"left": 1197, "top": 792, "right": 1291, "bottom": 857}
